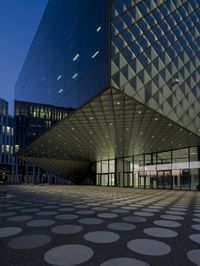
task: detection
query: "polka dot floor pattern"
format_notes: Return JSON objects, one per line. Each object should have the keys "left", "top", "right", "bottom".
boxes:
{"left": 0, "top": 185, "right": 200, "bottom": 266}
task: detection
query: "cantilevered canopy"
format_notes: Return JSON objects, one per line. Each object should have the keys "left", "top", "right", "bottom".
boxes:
{"left": 17, "top": 87, "right": 200, "bottom": 178}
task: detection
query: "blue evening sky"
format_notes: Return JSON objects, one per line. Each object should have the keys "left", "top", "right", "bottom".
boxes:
{"left": 0, "top": 0, "right": 48, "bottom": 115}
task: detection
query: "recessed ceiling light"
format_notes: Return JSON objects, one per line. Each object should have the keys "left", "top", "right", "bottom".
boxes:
{"left": 73, "top": 54, "right": 80, "bottom": 61}
{"left": 155, "top": 117, "right": 158, "bottom": 121}
{"left": 96, "top": 26, "right": 101, "bottom": 32}
{"left": 72, "top": 73, "right": 79, "bottom": 79}
{"left": 71, "top": 127, "right": 74, "bottom": 130}
{"left": 89, "top": 117, "right": 93, "bottom": 120}
{"left": 57, "top": 74, "right": 62, "bottom": 80}
{"left": 152, "top": 135, "right": 155, "bottom": 138}
{"left": 91, "top": 50, "right": 99, "bottom": 59}
{"left": 110, "top": 123, "right": 112, "bottom": 126}
{"left": 138, "top": 111, "right": 142, "bottom": 114}
{"left": 117, "top": 102, "right": 120, "bottom": 105}
{"left": 180, "top": 128, "right": 183, "bottom": 131}
{"left": 168, "top": 123, "right": 171, "bottom": 126}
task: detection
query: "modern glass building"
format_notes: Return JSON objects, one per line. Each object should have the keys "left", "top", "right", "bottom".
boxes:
{"left": 15, "top": 0, "right": 200, "bottom": 190}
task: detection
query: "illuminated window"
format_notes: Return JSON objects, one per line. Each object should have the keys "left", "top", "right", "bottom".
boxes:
{"left": 6, "top": 145, "right": 9, "bottom": 153}
{"left": 6, "top": 126, "right": 10, "bottom": 134}
{"left": 1, "top": 145, "right": 4, "bottom": 152}
{"left": 15, "top": 145, "right": 19, "bottom": 152}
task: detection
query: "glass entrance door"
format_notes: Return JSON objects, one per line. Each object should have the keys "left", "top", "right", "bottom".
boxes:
{"left": 124, "top": 172, "right": 133, "bottom": 187}
{"left": 157, "top": 171, "right": 172, "bottom": 189}
{"left": 109, "top": 173, "right": 115, "bottom": 186}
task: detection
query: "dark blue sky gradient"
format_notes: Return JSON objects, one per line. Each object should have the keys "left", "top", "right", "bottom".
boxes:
{"left": 0, "top": 0, "right": 48, "bottom": 115}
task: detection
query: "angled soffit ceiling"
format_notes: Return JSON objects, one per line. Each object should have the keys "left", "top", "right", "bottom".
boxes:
{"left": 17, "top": 87, "right": 200, "bottom": 177}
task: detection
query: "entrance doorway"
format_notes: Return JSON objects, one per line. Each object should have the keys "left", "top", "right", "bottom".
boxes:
{"left": 157, "top": 170, "right": 172, "bottom": 189}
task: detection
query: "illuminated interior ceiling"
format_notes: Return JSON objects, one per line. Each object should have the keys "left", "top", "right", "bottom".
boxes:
{"left": 17, "top": 87, "right": 200, "bottom": 177}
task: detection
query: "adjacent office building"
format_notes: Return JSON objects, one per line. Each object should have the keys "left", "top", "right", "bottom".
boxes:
{"left": 15, "top": 0, "right": 200, "bottom": 190}
{"left": 14, "top": 100, "right": 71, "bottom": 184}
{"left": 0, "top": 98, "right": 15, "bottom": 182}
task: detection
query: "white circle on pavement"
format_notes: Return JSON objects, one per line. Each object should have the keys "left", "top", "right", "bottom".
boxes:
{"left": 100, "top": 257, "right": 150, "bottom": 266}
{"left": 107, "top": 222, "right": 136, "bottom": 231}
{"left": 7, "top": 234, "right": 51, "bottom": 249}
{"left": 142, "top": 208, "right": 160, "bottom": 213}
{"left": 7, "top": 215, "right": 33, "bottom": 222}
{"left": 123, "top": 216, "right": 146, "bottom": 223}
{"left": 98, "top": 213, "right": 118, "bottom": 219}
{"left": 7, "top": 206, "right": 25, "bottom": 210}
{"left": 134, "top": 212, "right": 154, "bottom": 217}
{"left": 84, "top": 231, "right": 120, "bottom": 243}
{"left": 20, "top": 208, "right": 40, "bottom": 213}
{"left": 0, "top": 227, "right": 22, "bottom": 238}
{"left": 191, "top": 224, "right": 200, "bottom": 232}
{"left": 55, "top": 214, "right": 78, "bottom": 220}
{"left": 189, "top": 234, "right": 200, "bottom": 244}
{"left": 0, "top": 212, "right": 16, "bottom": 217}
{"left": 42, "top": 205, "right": 58, "bottom": 209}
{"left": 37, "top": 211, "right": 58, "bottom": 216}
{"left": 76, "top": 210, "right": 95, "bottom": 215}
{"left": 193, "top": 218, "right": 200, "bottom": 223}
{"left": 153, "top": 220, "right": 181, "bottom": 228}
{"left": 91, "top": 207, "right": 108, "bottom": 211}
{"left": 51, "top": 224, "right": 83, "bottom": 235}
{"left": 111, "top": 209, "right": 129, "bottom": 214}
{"left": 58, "top": 208, "right": 76, "bottom": 212}
{"left": 160, "top": 215, "right": 184, "bottom": 221}
{"left": 44, "top": 244, "right": 94, "bottom": 266}
{"left": 187, "top": 250, "right": 200, "bottom": 266}
{"left": 144, "top": 227, "right": 177, "bottom": 238}
{"left": 165, "top": 211, "right": 186, "bottom": 216}
{"left": 127, "top": 239, "right": 171, "bottom": 256}
{"left": 26, "top": 219, "right": 56, "bottom": 227}
{"left": 78, "top": 218, "right": 104, "bottom": 225}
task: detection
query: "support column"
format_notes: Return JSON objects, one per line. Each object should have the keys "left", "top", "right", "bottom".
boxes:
{"left": 198, "top": 145, "right": 200, "bottom": 186}
{"left": 32, "top": 166, "right": 35, "bottom": 184}
{"left": 171, "top": 149, "right": 173, "bottom": 190}
{"left": 114, "top": 158, "right": 117, "bottom": 186}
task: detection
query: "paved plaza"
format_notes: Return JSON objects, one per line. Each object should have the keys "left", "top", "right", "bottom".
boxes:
{"left": 0, "top": 185, "right": 200, "bottom": 266}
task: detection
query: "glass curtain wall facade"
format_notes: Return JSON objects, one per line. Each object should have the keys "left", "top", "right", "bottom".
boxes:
{"left": 15, "top": 0, "right": 109, "bottom": 109}
{"left": 96, "top": 146, "right": 199, "bottom": 190}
